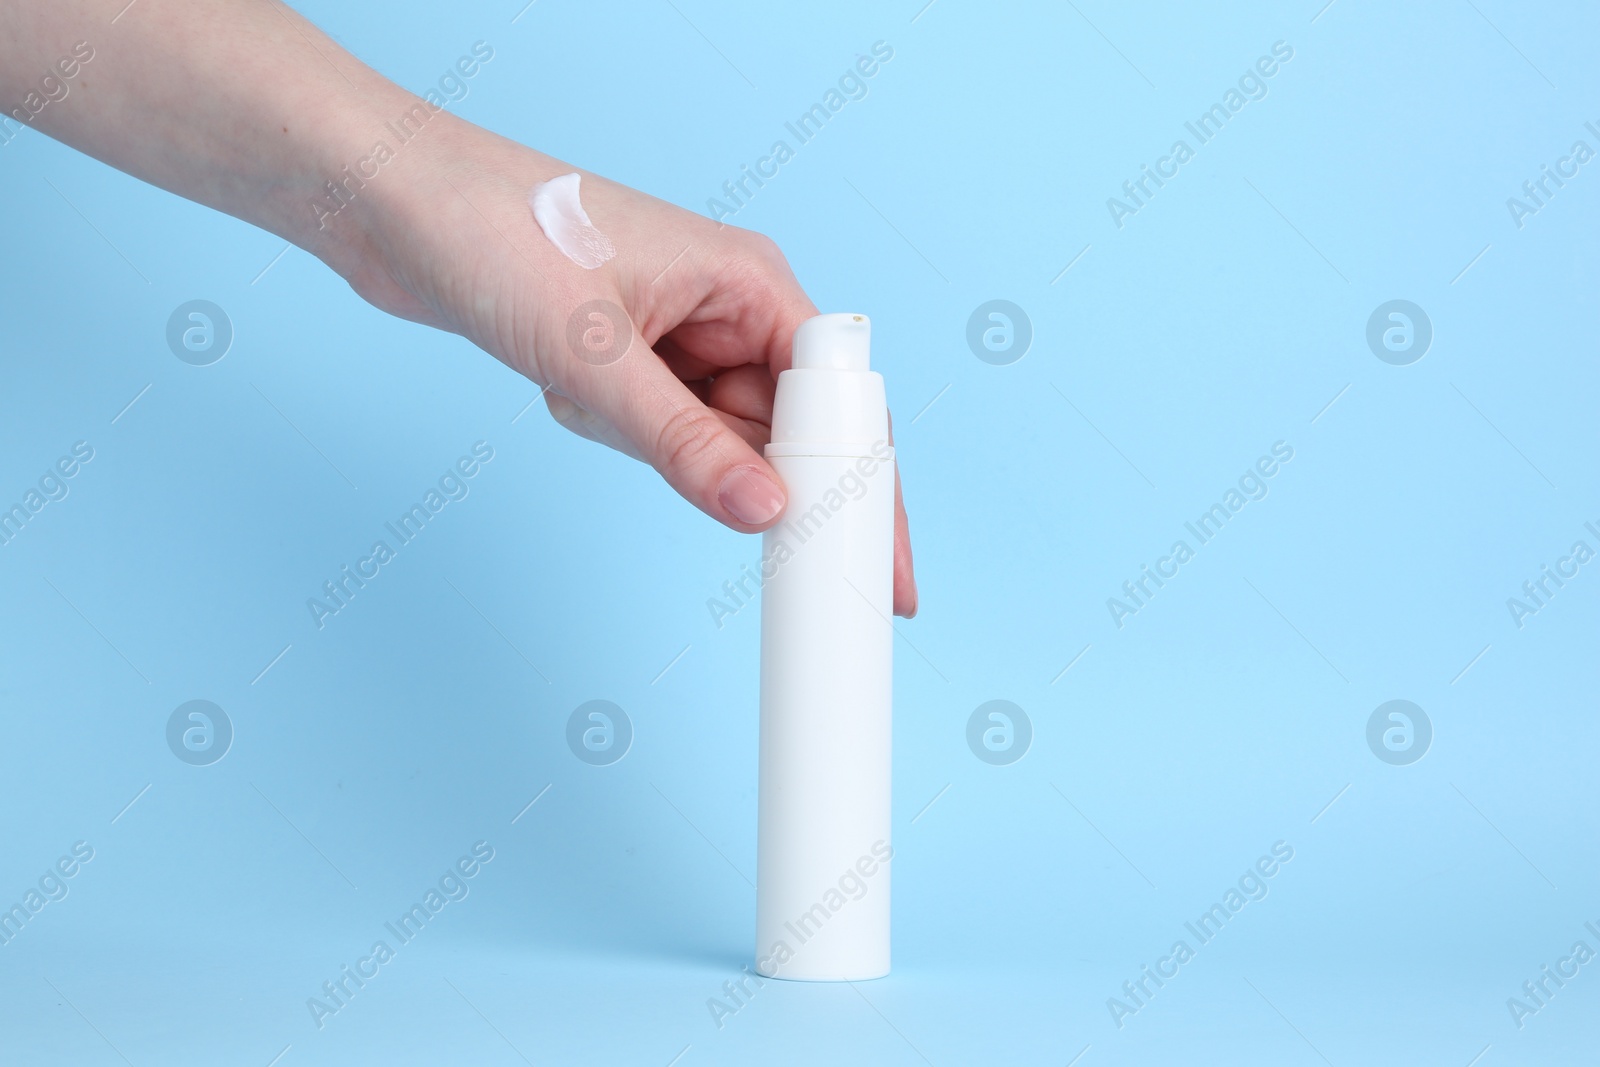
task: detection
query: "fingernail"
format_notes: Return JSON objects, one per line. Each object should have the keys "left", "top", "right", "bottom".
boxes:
{"left": 718, "top": 466, "right": 785, "bottom": 526}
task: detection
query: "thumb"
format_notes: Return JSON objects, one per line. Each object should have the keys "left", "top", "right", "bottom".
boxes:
{"left": 553, "top": 328, "right": 788, "bottom": 532}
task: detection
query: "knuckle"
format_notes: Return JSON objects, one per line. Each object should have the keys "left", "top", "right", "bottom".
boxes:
{"left": 743, "top": 230, "right": 786, "bottom": 267}
{"left": 653, "top": 405, "right": 727, "bottom": 478}
{"left": 744, "top": 229, "right": 780, "bottom": 254}
{"left": 715, "top": 232, "right": 794, "bottom": 304}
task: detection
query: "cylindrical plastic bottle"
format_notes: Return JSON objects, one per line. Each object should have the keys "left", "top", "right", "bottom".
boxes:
{"left": 755, "top": 313, "right": 894, "bottom": 982}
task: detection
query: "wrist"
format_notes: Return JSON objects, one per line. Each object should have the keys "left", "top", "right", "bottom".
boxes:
{"left": 274, "top": 84, "right": 415, "bottom": 278}
{"left": 289, "top": 97, "right": 538, "bottom": 331}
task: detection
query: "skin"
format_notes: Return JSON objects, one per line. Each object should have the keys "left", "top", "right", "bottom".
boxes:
{"left": 0, "top": 0, "right": 918, "bottom": 615}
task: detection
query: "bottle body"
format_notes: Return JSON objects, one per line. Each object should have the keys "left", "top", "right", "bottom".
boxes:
{"left": 755, "top": 447, "right": 894, "bottom": 981}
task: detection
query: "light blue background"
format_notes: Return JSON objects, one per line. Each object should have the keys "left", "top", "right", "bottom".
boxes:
{"left": 2, "top": 1, "right": 1597, "bottom": 1064}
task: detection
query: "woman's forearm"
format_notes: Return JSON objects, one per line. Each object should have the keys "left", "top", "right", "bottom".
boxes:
{"left": 0, "top": 1, "right": 423, "bottom": 273}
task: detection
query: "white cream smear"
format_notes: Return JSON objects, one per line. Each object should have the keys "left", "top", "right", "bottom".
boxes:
{"left": 528, "top": 173, "right": 615, "bottom": 269}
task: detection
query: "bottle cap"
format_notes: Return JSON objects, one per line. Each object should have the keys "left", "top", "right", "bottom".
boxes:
{"left": 767, "top": 313, "right": 890, "bottom": 458}
{"left": 792, "top": 313, "right": 871, "bottom": 372}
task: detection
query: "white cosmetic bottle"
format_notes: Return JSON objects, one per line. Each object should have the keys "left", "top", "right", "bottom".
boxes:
{"left": 755, "top": 313, "right": 894, "bottom": 981}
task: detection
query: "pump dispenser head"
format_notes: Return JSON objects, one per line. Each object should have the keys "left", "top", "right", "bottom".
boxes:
{"left": 768, "top": 313, "right": 888, "bottom": 456}
{"left": 792, "top": 313, "right": 872, "bottom": 372}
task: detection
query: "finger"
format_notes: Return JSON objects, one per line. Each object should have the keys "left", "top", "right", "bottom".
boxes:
{"left": 706, "top": 363, "right": 776, "bottom": 428}
{"left": 655, "top": 342, "right": 723, "bottom": 383}
{"left": 887, "top": 412, "right": 917, "bottom": 617}
{"left": 653, "top": 231, "right": 818, "bottom": 378}
{"left": 892, "top": 461, "right": 916, "bottom": 617}
{"left": 554, "top": 329, "right": 788, "bottom": 533}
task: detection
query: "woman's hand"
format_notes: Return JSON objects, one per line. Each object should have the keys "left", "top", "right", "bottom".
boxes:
{"left": 334, "top": 120, "right": 918, "bottom": 616}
